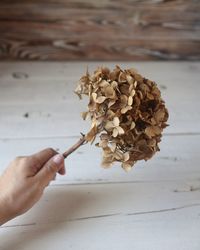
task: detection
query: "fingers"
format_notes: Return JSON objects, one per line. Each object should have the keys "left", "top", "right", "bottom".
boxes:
{"left": 23, "top": 148, "right": 57, "bottom": 176}
{"left": 30, "top": 148, "right": 57, "bottom": 169}
{"left": 35, "top": 154, "right": 65, "bottom": 187}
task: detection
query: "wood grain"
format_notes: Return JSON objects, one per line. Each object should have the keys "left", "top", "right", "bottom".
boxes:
{"left": 0, "top": 183, "right": 200, "bottom": 250}
{"left": 0, "top": 62, "right": 199, "bottom": 138}
{"left": 0, "top": 134, "right": 199, "bottom": 185}
{"left": 0, "top": 0, "right": 199, "bottom": 60}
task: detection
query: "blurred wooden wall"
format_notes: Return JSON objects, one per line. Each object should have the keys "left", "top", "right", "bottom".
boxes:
{"left": 0, "top": 0, "right": 199, "bottom": 61}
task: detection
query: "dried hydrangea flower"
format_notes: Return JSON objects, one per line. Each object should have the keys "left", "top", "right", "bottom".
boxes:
{"left": 64, "top": 66, "right": 169, "bottom": 171}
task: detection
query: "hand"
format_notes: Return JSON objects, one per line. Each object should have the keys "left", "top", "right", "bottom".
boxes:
{"left": 0, "top": 148, "right": 65, "bottom": 225}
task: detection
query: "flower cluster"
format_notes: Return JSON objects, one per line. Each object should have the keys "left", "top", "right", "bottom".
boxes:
{"left": 75, "top": 66, "right": 169, "bottom": 171}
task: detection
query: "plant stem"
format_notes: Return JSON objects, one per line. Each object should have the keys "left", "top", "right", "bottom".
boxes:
{"left": 62, "top": 135, "right": 86, "bottom": 158}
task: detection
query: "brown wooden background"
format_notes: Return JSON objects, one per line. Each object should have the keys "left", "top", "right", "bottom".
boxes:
{"left": 0, "top": 0, "right": 199, "bottom": 61}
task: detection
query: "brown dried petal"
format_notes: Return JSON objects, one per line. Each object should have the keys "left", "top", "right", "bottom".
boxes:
{"left": 99, "top": 80, "right": 110, "bottom": 88}
{"left": 128, "top": 96, "right": 133, "bottom": 106}
{"left": 114, "top": 150, "right": 124, "bottom": 160}
{"left": 118, "top": 72, "right": 127, "bottom": 82}
{"left": 126, "top": 75, "right": 134, "bottom": 85}
{"left": 92, "top": 92, "right": 97, "bottom": 101}
{"left": 104, "top": 86, "right": 116, "bottom": 99}
{"left": 130, "top": 89, "right": 136, "bottom": 97}
{"left": 81, "top": 111, "right": 88, "bottom": 120}
{"left": 116, "top": 126, "right": 125, "bottom": 135}
{"left": 108, "top": 100, "right": 116, "bottom": 108}
{"left": 112, "top": 128, "right": 118, "bottom": 137}
{"left": 101, "top": 67, "right": 110, "bottom": 77}
{"left": 113, "top": 117, "right": 120, "bottom": 126}
{"left": 99, "top": 139, "right": 108, "bottom": 148}
{"left": 122, "top": 163, "right": 132, "bottom": 172}
{"left": 86, "top": 125, "right": 98, "bottom": 142}
{"left": 96, "top": 96, "right": 107, "bottom": 104}
{"left": 123, "top": 152, "right": 130, "bottom": 162}
{"left": 120, "top": 95, "right": 128, "bottom": 106}
{"left": 105, "top": 121, "right": 114, "bottom": 130}
{"left": 145, "top": 126, "right": 162, "bottom": 138}
{"left": 100, "top": 133, "right": 109, "bottom": 140}
{"left": 121, "top": 106, "right": 132, "bottom": 114}
{"left": 154, "top": 109, "right": 165, "bottom": 123}
{"left": 130, "top": 121, "right": 136, "bottom": 130}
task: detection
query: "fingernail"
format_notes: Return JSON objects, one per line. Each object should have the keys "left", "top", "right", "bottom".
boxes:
{"left": 53, "top": 154, "right": 64, "bottom": 165}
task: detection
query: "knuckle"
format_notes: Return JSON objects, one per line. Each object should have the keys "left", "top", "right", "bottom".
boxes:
{"left": 46, "top": 147, "right": 57, "bottom": 155}
{"left": 14, "top": 156, "right": 28, "bottom": 165}
{"left": 31, "top": 155, "right": 41, "bottom": 167}
{"left": 14, "top": 156, "right": 22, "bottom": 162}
{"left": 21, "top": 157, "right": 30, "bottom": 165}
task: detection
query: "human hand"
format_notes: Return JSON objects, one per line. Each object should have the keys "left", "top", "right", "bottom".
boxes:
{"left": 0, "top": 148, "right": 65, "bottom": 225}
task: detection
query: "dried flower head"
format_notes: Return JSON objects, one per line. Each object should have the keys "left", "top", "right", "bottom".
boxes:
{"left": 75, "top": 66, "right": 169, "bottom": 171}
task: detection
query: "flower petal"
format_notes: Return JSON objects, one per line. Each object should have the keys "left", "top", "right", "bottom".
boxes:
{"left": 117, "top": 126, "right": 125, "bottom": 135}
{"left": 112, "top": 128, "right": 118, "bottom": 137}
{"left": 113, "top": 117, "right": 120, "bottom": 126}
{"left": 105, "top": 121, "right": 114, "bottom": 130}
{"left": 123, "top": 152, "right": 130, "bottom": 162}
{"left": 130, "top": 121, "right": 136, "bottom": 130}
{"left": 122, "top": 163, "right": 132, "bottom": 172}
{"left": 96, "top": 96, "right": 107, "bottom": 104}
{"left": 128, "top": 96, "right": 133, "bottom": 106}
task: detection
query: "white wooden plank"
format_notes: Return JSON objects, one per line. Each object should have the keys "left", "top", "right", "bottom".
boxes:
{"left": 0, "top": 182, "right": 199, "bottom": 250}
{"left": 3, "top": 181, "right": 200, "bottom": 226}
{"left": 0, "top": 61, "right": 199, "bottom": 81}
{"left": 0, "top": 62, "right": 199, "bottom": 139}
{"left": 1, "top": 210, "right": 199, "bottom": 250}
{"left": 0, "top": 62, "right": 199, "bottom": 105}
{"left": 0, "top": 135, "right": 199, "bottom": 184}
{"left": 0, "top": 102, "right": 90, "bottom": 139}
{"left": 0, "top": 100, "right": 199, "bottom": 138}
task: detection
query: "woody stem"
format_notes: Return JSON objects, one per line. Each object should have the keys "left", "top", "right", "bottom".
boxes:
{"left": 62, "top": 135, "right": 86, "bottom": 159}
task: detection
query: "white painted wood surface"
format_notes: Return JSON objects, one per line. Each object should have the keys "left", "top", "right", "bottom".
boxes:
{"left": 0, "top": 62, "right": 200, "bottom": 250}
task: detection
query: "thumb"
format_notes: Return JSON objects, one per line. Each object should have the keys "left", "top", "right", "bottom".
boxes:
{"left": 35, "top": 154, "right": 64, "bottom": 187}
